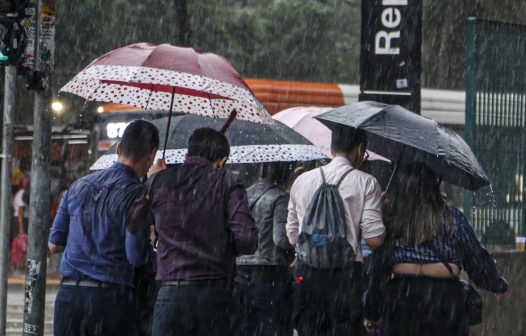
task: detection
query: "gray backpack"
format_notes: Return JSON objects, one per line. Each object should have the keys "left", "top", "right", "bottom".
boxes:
{"left": 296, "top": 168, "right": 356, "bottom": 269}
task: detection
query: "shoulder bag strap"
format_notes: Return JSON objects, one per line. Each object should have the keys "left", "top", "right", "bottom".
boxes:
{"left": 249, "top": 184, "right": 277, "bottom": 210}
{"left": 428, "top": 242, "right": 458, "bottom": 278}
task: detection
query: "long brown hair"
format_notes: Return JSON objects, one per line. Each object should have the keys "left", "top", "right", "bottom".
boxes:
{"left": 391, "top": 162, "right": 452, "bottom": 246}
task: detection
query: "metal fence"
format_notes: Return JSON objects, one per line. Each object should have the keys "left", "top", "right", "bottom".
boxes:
{"left": 465, "top": 18, "right": 526, "bottom": 242}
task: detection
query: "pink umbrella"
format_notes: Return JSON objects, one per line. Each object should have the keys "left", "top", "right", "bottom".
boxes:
{"left": 273, "top": 106, "right": 389, "bottom": 161}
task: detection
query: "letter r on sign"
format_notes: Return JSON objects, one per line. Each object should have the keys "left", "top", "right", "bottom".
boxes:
{"left": 375, "top": 31, "right": 400, "bottom": 55}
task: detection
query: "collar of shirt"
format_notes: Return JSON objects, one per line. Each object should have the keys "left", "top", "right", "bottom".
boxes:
{"left": 112, "top": 162, "right": 140, "bottom": 181}
{"left": 185, "top": 156, "right": 214, "bottom": 167}
{"left": 327, "top": 155, "right": 354, "bottom": 170}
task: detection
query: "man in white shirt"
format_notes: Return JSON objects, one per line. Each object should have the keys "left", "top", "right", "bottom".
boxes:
{"left": 287, "top": 127, "right": 385, "bottom": 336}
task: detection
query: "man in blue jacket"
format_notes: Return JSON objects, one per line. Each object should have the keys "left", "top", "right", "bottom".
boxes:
{"left": 48, "top": 120, "right": 159, "bottom": 336}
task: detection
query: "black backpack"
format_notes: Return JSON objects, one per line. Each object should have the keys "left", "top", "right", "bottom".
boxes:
{"left": 296, "top": 167, "right": 356, "bottom": 269}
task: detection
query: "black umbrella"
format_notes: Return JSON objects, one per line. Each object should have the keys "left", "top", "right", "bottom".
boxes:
{"left": 91, "top": 114, "right": 327, "bottom": 169}
{"left": 315, "top": 101, "right": 490, "bottom": 191}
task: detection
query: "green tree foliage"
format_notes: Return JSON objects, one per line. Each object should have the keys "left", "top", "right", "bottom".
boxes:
{"left": 189, "top": 0, "right": 360, "bottom": 82}
{"left": 12, "top": 0, "right": 526, "bottom": 124}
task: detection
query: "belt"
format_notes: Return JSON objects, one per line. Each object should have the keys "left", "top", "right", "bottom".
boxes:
{"left": 160, "top": 279, "right": 230, "bottom": 287}
{"left": 61, "top": 279, "right": 126, "bottom": 288}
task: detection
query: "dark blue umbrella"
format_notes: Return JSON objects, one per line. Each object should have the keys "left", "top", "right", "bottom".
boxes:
{"left": 315, "top": 101, "right": 489, "bottom": 191}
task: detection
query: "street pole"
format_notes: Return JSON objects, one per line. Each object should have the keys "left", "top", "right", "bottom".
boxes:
{"left": 23, "top": 0, "right": 52, "bottom": 334}
{"left": 22, "top": 85, "right": 51, "bottom": 336}
{"left": 0, "top": 64, "right": 16, "bottom": 336}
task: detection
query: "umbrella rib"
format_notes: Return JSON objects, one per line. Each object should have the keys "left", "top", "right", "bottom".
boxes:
{"left": 202, "top": 76, "right": 218, "bottom": 118}
{"left": 144, "top": 86, "right": 155, "bottom": 110}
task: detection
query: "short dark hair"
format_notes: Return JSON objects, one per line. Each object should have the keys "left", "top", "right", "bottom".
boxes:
{"left": 330, "top": 126, "right": 367, "bottom": 154}
{"left": 261, "top": 162, "right": 293, "bottom": 185}
{"left": 187, "top": 128, "right": 230, "bottom": 162}
{"left": 119, "top": 120, "right": 160, "bottom": 161}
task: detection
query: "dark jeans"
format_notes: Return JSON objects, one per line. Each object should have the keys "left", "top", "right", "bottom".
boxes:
{"left": 54, "top": 285, "right": 136, "bottom": 336}
{"left": 381, "top": 275, "right": 467, "bottom": 336}
{"left": 134, "top": 255, "right": 158, "bottom": 336}
{"left": 233, "top": 265, "right": 293, "bottom": 336}
{"left": 152, "top": 283, "right": 234, "bottom": 336}
{"left": 292, "top": 263, "right": 364, "bottom": 336}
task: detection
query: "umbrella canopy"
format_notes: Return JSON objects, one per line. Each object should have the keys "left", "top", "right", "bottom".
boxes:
{"left": 273, "top": 106, "right": 333, "bottom": 157}
{"left": 315, "top": 101, "right": 490, "bottom": 190}
{"left": 273, "top": 106, "right": 388, "bottom": 161}
{"left": 91, "top": 115, "right": 326, "bottom": 170}
{"left": 60, "top": 42, "right": 272, "bottom": 125}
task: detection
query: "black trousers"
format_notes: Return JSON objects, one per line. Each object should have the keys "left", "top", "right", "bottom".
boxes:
{"left": 380, "top": 275, "right": 467, "bottom": 336}
{"left": 292, "top": 263, "right": 364, "bottom": 336}
{"left": 54, "top": 285, "right": 136, "bottom": 336}
{"left": 152, "top": 283, "right": 234, "bottom": 336}
{"left": 233, "top": 265, "right": 293, "bottom": 336}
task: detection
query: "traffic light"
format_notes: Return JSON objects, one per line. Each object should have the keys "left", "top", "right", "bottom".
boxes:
{"left": 0, "top": 16, "right": 26, "bottom": 65}
{"left": 0, "top": 0, "right": 30, "bottom": 66}
{"left": 0, "top": 0, "right": 33, "bottom": 16}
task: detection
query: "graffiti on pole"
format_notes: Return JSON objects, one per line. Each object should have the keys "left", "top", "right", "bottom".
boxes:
{"left": 22, "top": 0, "right": 55, "bottom": 72}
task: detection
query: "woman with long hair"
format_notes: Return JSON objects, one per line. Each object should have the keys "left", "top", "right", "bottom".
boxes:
{"left": 364, "top": 162, "right": 508, "bottom": 336}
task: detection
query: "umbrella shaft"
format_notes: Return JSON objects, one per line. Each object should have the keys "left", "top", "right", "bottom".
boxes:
{"left": 162, "top": 88, "right": 176, "bottom": 160}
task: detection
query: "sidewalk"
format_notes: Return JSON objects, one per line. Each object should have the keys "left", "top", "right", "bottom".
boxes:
{"left": 7, "top": 276, "right": 61, "bottom": 288}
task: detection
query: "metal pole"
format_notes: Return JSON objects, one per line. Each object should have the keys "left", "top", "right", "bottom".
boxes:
{"left": 23, "top": 0, "right": 52, "bottom": 334}
{"left": 464, "top": 17, "right": 477, "bottom": 226}
{"left": 22, "top": 89, "right": 51, "bottom": 336}
{"left": 0, "top": 64, "right": 16, "bottom": 336}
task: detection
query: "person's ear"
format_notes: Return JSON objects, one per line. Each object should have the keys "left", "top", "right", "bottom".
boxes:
{"left": 359, "top": 143, "right": 366, "bottom": 157}
{"left": 219, "top": 156, "right": 228, "bottom": 168}
{"left": 116, "top": 142, "right": 122, "bottom": 156}
{"left": 149, "top": 148, "right": 157, "bottom": 161}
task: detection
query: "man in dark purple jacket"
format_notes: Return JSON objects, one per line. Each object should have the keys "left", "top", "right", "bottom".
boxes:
{"left": 128, "top": 127, "right": 257, "bottom": 336}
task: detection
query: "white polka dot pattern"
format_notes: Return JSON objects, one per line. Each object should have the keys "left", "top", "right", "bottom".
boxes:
{"left": 61, "top": 65, "right": 272, "bottom": 124}
{"left": 90, "top": 144, "right": 326, "bottom": 170}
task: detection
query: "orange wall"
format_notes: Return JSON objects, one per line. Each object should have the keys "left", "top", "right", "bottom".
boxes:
{"left": 245, "top": 78, "right": 345, "bottom": 114}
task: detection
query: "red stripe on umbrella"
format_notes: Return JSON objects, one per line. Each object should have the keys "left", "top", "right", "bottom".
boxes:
{"left": 99, "top": 80, "right": 233, "bottom": 100}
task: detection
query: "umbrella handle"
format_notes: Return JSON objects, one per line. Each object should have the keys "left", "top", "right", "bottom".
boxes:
{"left": 385, "top": 145, "right": 405, "bottom": 193}
{"left": 162, "top": 87, "right": 176, "bottom": 160}
{"left": 220, "top": 109, "right": 237, "bottom": 134}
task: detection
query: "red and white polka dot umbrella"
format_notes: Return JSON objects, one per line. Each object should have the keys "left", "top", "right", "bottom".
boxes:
{"left": 60, "top": 43, "right": 272, "bottom": 125}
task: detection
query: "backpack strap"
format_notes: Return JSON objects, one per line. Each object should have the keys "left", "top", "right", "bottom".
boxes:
{"left": 336, "top": 168, "right": 354, "bottom": 188}
{"left": 319, "top": 167, "right": 326, "bottom": 183}
{"left": 319, "top": 167, "right": 354, "bottom": 187}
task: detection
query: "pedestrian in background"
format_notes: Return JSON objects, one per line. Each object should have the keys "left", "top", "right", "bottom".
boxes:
{"left": 128, "top": 127, "right": 257, "bottom": 336}
{"left": 48, "top": 120, "right": 160, "bottom": 336}
{"left": 234, "top": 162, "right": 295, "bottom": 336}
